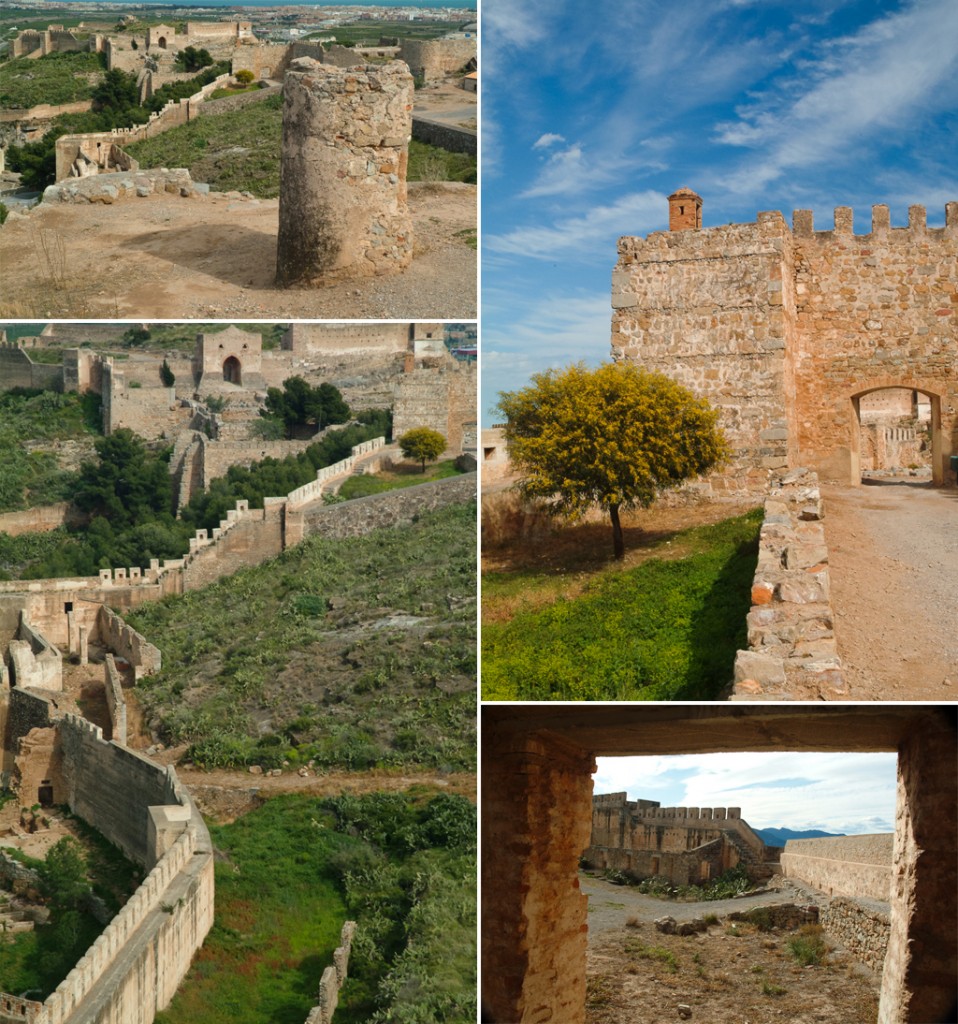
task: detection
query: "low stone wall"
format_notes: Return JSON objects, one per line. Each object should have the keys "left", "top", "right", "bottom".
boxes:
{"left": 42, "top": 169, "right": 200, "bottom": 205}
{"left": 820, "top": 896, "right": 890, "bottom": 973}
{"left": 781, "top": 834, "right": 893, "bottom": 902}
{"left": 731, "top": 468, "right": 845, "bottom": 701}
{"left": 411, "top": 116, "right": 476, "bottom": 156}
{"left": 300, "top": 472, "right": 476, "bottom": 540}
{"left": 305, "top": 921, "right": 356, "bottom": 1024}
{"left": 96, "top": 606, "right": 161, "bottom": 679}
{"left": 103, "top": 654, "right": 127, "bottom": 745}
{"left": 195, "top": 83, "right": 281, "bottom": 117}
{"left": 8, "top": 619, "right": 62, "bottom": 691}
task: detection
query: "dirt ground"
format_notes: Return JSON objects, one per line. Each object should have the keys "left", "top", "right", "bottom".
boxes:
{"left": 582, "top": 874, "right": 880, "bottom": 1024}
{"left": 413, "top": 78, "right": 477, "bottom": 130}
{"left": 821, "top": 480, "right": 958, "bottom": 701}
{"left": 0, "top": 180, "right": 476, "bottom": 319}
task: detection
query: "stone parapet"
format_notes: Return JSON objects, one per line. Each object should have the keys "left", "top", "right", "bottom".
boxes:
{"left": 305, "top": 921, "right": 356, "bottom": 1024}
{"left": 732, "top": 468, "right": 845, "bottom": 701}
{"left": 781, "top": 834, "right": 893, "bottom": 902}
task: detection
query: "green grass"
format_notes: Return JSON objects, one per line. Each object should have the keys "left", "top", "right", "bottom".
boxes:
{"left": 123, "top": 97, "right": 477, "bottom": 197}
{"left": 786, "top": 925, "right": 829, "bottom": 966}
{"left": 155, "top": 791, "right": 476, "bottom": 1024}
{"left": 0, "top": 50, "right": 104, "bottom": 108}
{"left": 482, "top": 509, "right": 762, "bottom": 701}
{"left": 623, "top": 940, "right": 678, "bottom": 973}
{"left": 124, "top": 502, "right": 476, "bottom": 772}
{"left": 337, "top": 459, "right": 462, "bottom": 500}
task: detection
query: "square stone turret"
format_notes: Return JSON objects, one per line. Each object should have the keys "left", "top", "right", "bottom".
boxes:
{"left": 668, "top": 186, "right": 702, "bottom": 231}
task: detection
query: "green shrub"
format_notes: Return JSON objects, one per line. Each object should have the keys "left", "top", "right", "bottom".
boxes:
{"left": 787, "top": 925, "right": 829, "bottom": 966}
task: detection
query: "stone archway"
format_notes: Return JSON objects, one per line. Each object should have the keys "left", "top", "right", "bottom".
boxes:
{"left": 223, "top": 356, "right": 242, "bottom": 384}
{"left": 157, "top": 36, "right": 167, "bottom": 49}
{"left": 850, "top": 383, "right": 943, "bottom": 486}
{"left": 482, "top": 706, "right": 957, "bottom": 1024}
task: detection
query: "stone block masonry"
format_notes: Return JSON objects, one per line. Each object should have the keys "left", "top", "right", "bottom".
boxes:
{"left": 781, "top": 834, "right": 893, "bottom": 902}
{"left": 305, "top": 922, "right": 356, "bottom": 1024}
{"left": 276, "top": 59, "right": 414, "bottom": 287}
{"left": 612, "top": 198, "right": 957, "bottom": 489}
{"left": 732, "top": 468, "right": 845, "bottom": 701}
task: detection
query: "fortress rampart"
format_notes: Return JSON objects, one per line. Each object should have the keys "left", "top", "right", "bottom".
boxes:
{"left": 612, "top": 199, "right": 957, "bottom": 489}
{"left": 398, "top": 38, "right": 476, "bottom": 82}
{"left": 781, "top": 833, "right": 893, "bottom": 902}
{"left": 0, "top": 695, "right": 213, "bottom": 1024}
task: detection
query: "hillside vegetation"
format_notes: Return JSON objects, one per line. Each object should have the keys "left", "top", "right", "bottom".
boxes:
{"left": 0, "top": 50, "right": 104, "bottom": 108}
{"left": 483, "top": 510, "right": 762, "bottom": 701}
{"left": 125, "top": 501, "right": 476, "bottom": 772}
{"left": 0, "top": 388, "right": 101, "bottom": 514}
{"left": 123, "top": 96, "right": 477, "bottom": 197}
{"left": 155, "top": 790, "right": 476, "bottom": 1024}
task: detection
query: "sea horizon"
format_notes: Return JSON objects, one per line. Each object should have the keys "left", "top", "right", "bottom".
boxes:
{"left": 46, "top": 1, "right": 476, "bottom": 9}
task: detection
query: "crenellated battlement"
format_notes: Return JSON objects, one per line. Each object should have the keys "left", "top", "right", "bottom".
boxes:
{"left": 792, "top": 201, "right": 958, "bottom": 239}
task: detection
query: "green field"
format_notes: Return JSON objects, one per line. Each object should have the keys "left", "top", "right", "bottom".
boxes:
{"left": 123, "top": 95, "right": 477, "bottom": 197}
{"left": 482, "top": 510, "right": 763, "bottom": 701}
{"left": 337, "top": 459, "right": 463, "bottom": 500}
{"left": 125, "top": 501, "right": 476, "bottom": 771}
{"left": 0, "top": 50, "right": 103, "bottom": 108}
{"left": 155, "top": 790, "right": 476, "bottom": 1024}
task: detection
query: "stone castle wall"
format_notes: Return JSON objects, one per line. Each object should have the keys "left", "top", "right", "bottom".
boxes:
{"left": 305, "top": 921, "right": 356, "bottom": 1024}
{"left": 0, "top": 504, "right": 76, "bottom": 537}
{"left": 0, "top": 700, "right": 213, "bottom": 1024}
{"left": 612, "top": 201, "right": 958, "bottom": 490}
{"left": 393, "top": 363, "right": 477, "bottom": 454}
{"left": 398, "top": 38, "right": 476, "bottom": 81}
{"left": 781, "top": 833, "right": 893, "bottom": 902}
{"left": 0, "top": 344, "right": 62, "bottom": 391}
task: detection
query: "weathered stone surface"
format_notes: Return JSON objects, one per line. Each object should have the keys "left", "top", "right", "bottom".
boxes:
{"left": 276, "top": 59, "right": 414, "bottom": 287}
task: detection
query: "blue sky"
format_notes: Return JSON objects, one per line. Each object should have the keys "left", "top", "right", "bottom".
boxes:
{"left": 594, "top": 752, "right": 898, "bottom": 834}
{"left": 481, "top": 0, "right": 958, "bottom": 424}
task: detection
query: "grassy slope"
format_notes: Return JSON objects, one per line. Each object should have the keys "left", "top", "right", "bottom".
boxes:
{"left": 125, "top": 501, "right": 476, "bottom": 771}
{"left": 336, "top": 459, "right": 462, "bottom": 499}
{"left": 123, "top": 96, "right": 477, "bottom": 198}
{"left": 155, "top": 791, "right": 476, "bottom": 1024}
{"left": 482, "top": 510, "right": 762, "bottom": 701}
{"left": 0, "top": 51, "right": 102, "bottom": 108}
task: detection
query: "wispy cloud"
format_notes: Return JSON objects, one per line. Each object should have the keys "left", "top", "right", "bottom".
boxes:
{"left": 714, "top": 0, "right": 958, "bottom": 190}
{"left": 486, "top": 190, "right": 664, "bottom": 260}
{"left": 533, "top": 132, "right": 566, "bottom": 149}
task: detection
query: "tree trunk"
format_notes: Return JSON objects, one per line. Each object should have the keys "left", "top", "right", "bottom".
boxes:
{"left": 609, "top": 504, "right": 624, "bottom": 560}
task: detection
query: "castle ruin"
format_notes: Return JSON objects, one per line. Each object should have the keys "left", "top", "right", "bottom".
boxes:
{"left": 586, "top": 793, "right": 775, "bottom": 885}
{"left": 612, "top": 190, "right": 957, "bottom": 489}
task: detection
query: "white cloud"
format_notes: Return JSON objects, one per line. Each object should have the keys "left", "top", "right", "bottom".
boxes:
{"left": 533, "top": 132, "right": 566, "bottom": 149}
{"left": 714, "top": 0, "right": 958, "bottom": 189}
{"left": 485, "top": 190, "right": 664, "bottom": 261}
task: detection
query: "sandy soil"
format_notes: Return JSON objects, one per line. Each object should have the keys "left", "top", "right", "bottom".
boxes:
{"left": 821, "top": 481, "right": 958, "bottom": 701}
{"left": 583, "top": 874, "right": 880, "bottom": 1024}
{"left": 0, "top": 180, "right": 476, "bottom": 319}
{"left": 414, "top": 79, "right": 477, "bottom": 130}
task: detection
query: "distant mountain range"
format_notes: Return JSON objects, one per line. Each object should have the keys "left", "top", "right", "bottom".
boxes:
{"left": 755, "top": 827, "right": 844, "bottom": 847}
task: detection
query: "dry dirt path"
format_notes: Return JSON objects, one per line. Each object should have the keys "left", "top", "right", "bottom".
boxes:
{"left": 821, "top": 481, "right": 957, "bottom": 701}
{"left": 0, "top": 181, "right": 475, "bottom": 319}
{"left": 583, "top": 874, "right": 880, "bottom": 1024}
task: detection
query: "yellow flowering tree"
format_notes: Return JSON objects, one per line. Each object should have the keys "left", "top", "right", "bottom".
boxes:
{"left": 495, "top": 362, "right": 729, "bottom": 559}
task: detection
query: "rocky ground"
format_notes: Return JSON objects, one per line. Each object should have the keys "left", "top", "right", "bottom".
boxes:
{"left": 582, "top": 873, "right": 880, "bottom": 1024}
{"left": 0, "top": 181, "right": 476, "bottom": 319}
{"left": 821, "top": 479, "right": 957, "bottom": 701}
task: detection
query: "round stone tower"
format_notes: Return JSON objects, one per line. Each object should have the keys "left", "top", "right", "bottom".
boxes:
{"left": 668, "top": 186, "right": 702, "bottom": 231}
{"left": 276, "top": 58, "right": 414, "bottom": 287}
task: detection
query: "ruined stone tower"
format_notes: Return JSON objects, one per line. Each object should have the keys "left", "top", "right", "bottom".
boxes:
{"left": 275, "top": 59, "right": 414, "bottom": 288}
{"left": 668, "top": 186, "right": 702, "bottom": 231}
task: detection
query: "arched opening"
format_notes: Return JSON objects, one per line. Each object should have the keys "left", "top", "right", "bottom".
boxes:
{"left": 157, "top": 35, "right": 167, "bottom": 49}
{"left": 38, "top": 782, "right": 54, "bottom": 806}
{"left": 850, "top": 386, "right": 942, "bottom": 486}
{"left": 223, "top": 356, "right": 242, "bottom": 384}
